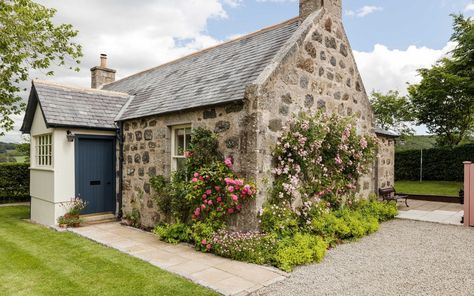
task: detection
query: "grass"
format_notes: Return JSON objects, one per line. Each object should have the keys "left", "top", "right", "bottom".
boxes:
{"left": 395, "top": 180, "right": 463, "bottom": 197}
{"left": 0, "top": 206, "right": 217, "bottom": 296}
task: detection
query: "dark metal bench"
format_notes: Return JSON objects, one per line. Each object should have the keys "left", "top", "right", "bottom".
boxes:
{"left": 379, "top": 186, "right": 409, "bottom": 207}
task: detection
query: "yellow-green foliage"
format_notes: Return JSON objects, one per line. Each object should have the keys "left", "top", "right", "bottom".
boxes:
{"left": 274, "top": 233, "right": 327, "bottom": 272}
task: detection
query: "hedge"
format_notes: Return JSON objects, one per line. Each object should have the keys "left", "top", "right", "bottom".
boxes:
{"left": 0, "top": 163, "right": 30, "bottom": 203}
{"left": 395, "top": 144, "right": 474, "bottom": 181}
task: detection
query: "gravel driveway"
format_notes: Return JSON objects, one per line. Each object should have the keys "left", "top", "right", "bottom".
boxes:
{"left": 254, "top": 219, "right": 474, "bottom": 296}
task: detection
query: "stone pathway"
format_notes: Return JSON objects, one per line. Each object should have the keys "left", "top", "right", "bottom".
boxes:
{"left": 396, "top": 200, "right": 463, "bottom": 225}
{"left": 70, "top": 222, "right": 286, "bottom": 296}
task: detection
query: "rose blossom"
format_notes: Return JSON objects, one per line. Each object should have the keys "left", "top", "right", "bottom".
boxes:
{"left": 224, "top": 157, "right": 233, "bottom": 168}
{"left": 206, "top": 189, "right": 212, "bottom": 195}
{"left": 231, "top": 194, "right": 238, "bottom": 201}
{"left": 227, "top": 186, "right": 235, "bottom": 192}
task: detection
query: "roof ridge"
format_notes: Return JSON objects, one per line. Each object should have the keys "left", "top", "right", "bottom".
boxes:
{"left": 33, "top": 79, "right": 130, "bottom": 97}
{"left": 105, "top": 17, "right": 300, "bottom": 87}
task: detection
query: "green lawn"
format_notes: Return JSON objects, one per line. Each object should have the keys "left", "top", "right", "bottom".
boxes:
{"left": 0, "top": 206, "right": 217, "bottom": 296}
{"left": 395, "top": 180, "right": 463, "bottom": 197}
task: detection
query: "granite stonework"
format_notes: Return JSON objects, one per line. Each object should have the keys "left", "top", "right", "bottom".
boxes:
{"left": 376, "top": 135, "right": 396, "bottom": 189}
{"left": 120, "top": 103, "right": 258, "bottom": 228}
{"left": 120, "top": 1, "right": 392, "bottom": 230}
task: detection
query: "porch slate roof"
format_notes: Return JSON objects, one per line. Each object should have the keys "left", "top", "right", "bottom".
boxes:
{"left": 103, "top": 18, "right": 299, "bottom": 121}
{"left": 20, "top": 80, "right": 131, "bottom": 132}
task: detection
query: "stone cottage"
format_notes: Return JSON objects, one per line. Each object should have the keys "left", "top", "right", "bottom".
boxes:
{"left": 21, "top": 0, "right": 396, "bottom": 228}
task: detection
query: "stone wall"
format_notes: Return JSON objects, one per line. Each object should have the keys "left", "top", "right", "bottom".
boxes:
{"left": 376, "top": 135, "right": 396, "bottom": 189}
{"left": 247, "top": 8, "right": 376, "bottom": 209}
{"left": 120, "top": 103, "right": 258, "bottom": 228}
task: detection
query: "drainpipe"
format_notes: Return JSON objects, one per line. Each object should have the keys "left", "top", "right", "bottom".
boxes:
{"left": 116, "top": 121, "right": 124, "bottom": 219}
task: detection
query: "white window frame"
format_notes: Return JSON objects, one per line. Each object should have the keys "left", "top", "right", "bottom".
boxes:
{"left": 34, "top": 133, "right": 53, "bottom": 167}
{"left": 171, "top": 125, "right": 192, "bottom": 172}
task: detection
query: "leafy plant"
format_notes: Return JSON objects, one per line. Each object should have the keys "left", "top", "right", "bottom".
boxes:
{"left": 187, "top": 159, "right": 256, "bottom": 223}
{"left": 153, "top": 221, "right": 192, "bottom": 244}
{"left": 274, "top": 233, "right": 327, "bottom": 272}
{"left": 191, "top": 221, "right": 223, "bottom": 252}
{"left": 211, "top": 230, "right": 277, "bottom": 264}
{"left": 271, "top": 112, "right": 376, "bottom": 209}
{"left": 0, "top": 0, "right": 82, "bottom": 134}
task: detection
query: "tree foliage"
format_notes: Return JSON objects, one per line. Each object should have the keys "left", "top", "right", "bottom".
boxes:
{"left": 0, "top": 0, "right": 82, "bottom": 134}
{"left": 408, "top": 15, "right": 474, "bottom": 147}
{"left": 369, "top": 90, "right": 415, "bottom": 137}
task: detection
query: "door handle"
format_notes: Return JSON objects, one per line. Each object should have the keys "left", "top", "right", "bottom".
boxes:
{"left": 90, "top": 180, "right": 101, "bottom": 185}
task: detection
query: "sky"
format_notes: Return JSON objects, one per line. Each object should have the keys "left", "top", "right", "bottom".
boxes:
{"left": 2, "top": 0, "right": 474, "bottom": 143}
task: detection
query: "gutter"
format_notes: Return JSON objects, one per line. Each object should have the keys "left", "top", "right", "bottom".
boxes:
{"left": 116, "top": 121, "right": 124, "bottom": 219}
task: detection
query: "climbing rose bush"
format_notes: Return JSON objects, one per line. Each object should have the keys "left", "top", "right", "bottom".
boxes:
{"left": 271, "top": 112, "right": 376, "bottom": 209}
{"left": 187, "top": 157, "right": 256, "bottom": 222}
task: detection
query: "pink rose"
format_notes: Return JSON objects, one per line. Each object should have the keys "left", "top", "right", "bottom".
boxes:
{"left": 215, "top": 186, "right": 221, "bottom": 191}
{"left": 201, "top": 239, "right": 207, "bottom": 245}
{"left": 227, "top": 208, "right": 234, "bottom": 214}
{"left": 207, "top": 200, "right": 213, "bottom": 205}
{"left": 201, "top": 204, "right": 206, "bottom": 210}
{"left": 194, "top": 208, "right": 201, "bottom": 216}
{"left": 231, "top": 194, "right": 238, "bottom": 201}
{"left": 192, "top": 178, "right": 198, "bottom": 183}
{"left": 217, "top": 197, "right": 222, "bottom": 202}
{"left": 224, "top": 157, "right": 233, "bottom": 168}
{"left": 236, "top": 205, "right": 242, "bottom": 210}
{"left": 227, "top": 186, "right": 234, "bottom": 193}
{"left": 194, "top": 172, "right": 199, "bottom": 177}
{"left": 206, "top": 244, "right": 212, "bottom": 250}
{"left": 202, "top": 194, "right": 207, "bottom": 199}
{"left": 206, "top": 189, "right": 212, "bottom": 195}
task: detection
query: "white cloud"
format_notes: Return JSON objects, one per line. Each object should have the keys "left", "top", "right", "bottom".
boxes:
{"left": 353, "top": 42, "right": 456, "bottom": 95}
{"left": 346, "top": 5, "right": 383, "bottom": 18}
{"left": 1, "top": 0, "right": 234, "bottom": 143}
{"left": 256, "top": 0, "right": 297, "bottom": 2}
{"left": 465, "top": 3, "right": 474, "bottom": 11}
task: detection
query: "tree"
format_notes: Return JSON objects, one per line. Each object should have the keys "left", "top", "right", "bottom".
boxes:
{"left": 408, "top": 15, "right": 474, "bottom": 147}
{"left": 0, "top": 0, "right": 82, "bottom": 134}
{"left": 369, "top": 90, "right": 415, "bottom": 137}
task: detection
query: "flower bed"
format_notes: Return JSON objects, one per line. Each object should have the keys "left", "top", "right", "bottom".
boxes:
{"left": 151, "top": 115, "right": 397, "bottom": 272}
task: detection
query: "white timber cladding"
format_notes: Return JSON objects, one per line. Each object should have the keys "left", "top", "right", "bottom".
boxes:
{"left": 171, "top": 125, "right": 192, "bottom": 172}
{"left": 34, "top": 134, "right": 53, "bottom": 167}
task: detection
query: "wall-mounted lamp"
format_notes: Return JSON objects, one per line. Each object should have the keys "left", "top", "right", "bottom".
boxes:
{"left": 66, "top": 130, "right": 75, "bottom": 142}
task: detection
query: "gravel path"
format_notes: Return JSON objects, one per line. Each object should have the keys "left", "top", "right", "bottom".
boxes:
{"left": 254, "top": 219, "right": 474, "bottom": 296}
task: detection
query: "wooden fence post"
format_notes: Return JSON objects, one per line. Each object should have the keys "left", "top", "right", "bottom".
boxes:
{"left": 464, "top": 161, "right": 472, "bottom": 226}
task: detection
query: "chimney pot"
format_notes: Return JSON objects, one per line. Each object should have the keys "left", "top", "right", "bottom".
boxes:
{"left": 100, "top": 53, "right": 107, "bottom": 68}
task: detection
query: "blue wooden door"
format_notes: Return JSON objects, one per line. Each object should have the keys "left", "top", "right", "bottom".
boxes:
{"left": 75, "top": 137, "right": 115, "bottom": 215}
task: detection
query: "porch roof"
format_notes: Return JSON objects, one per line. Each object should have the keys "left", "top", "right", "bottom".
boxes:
{"left": 20, "top": 80, "right": 131, "bottom": 133}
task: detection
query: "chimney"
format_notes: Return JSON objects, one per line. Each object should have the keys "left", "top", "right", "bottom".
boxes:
{"left": 299, "top": 0, "right": 342, "bottom": 20}
{"left": 90, "top": 54, "right": 116, "bottom": 89}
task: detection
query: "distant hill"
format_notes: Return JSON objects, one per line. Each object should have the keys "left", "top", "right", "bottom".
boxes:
{"left": 0, "top": 142, "right": 28, "bottom": 163}
{"left": 396, "top": 135, "right": 474, "bottom": 152}
{"left": 395, "top": 136, "right": 438, "bottom": 152}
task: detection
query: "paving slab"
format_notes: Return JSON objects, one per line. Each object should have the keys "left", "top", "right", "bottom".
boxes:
{"left": 70, "top": 222, "right": 286, "bottom": 295}
{"left": 396, "top": 201, "right": 463, "bottom": 226}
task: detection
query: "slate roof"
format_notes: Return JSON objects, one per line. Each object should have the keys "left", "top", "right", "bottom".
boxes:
{"left": 374, "top": 127, "right": 399, "bottom": 138}
{"left": 20, "top": 80, "right": 131, "bottom": 132}
{"left": 103, "top": 18, "right": 300, "bottom": 121}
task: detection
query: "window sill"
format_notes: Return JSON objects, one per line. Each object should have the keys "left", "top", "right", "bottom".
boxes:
{"left": 30, "top": 167, "right": 54, "bottom": 172}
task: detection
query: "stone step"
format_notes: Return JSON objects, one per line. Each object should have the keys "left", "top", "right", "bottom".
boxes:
{"left": 81, "top": 212, "right": 116, "bottom": 224}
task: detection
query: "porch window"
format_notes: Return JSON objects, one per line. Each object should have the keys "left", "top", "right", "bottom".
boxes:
{"left": 171, "top": 125, "right": 192, "bottom": 172}
{"left": 35, "top": 134, "right": 53, "bottom": 167}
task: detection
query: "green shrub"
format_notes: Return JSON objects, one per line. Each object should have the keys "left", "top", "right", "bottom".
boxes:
{"left": 310, "top": 212, "right": 350, "bottom": 244}
{"left": 395, "top": 144, "right": 474, "bottom": 181}
{"left": 260, "top": 204, "right": 299, "bottom": 238}
{"left": 191, "top": 221, "right": 223, "bottom": 252}
{"left": 335, "top": 209, "right": 379, "bottom": 239}
{"left": 274, "top": 233, "right": 327, "bottom": 272}
{"left": 0, "top": 163, "right": 29, "bottom": 203}
{"left": 153, "top": 221, "right": 192, "bottom": 244}
{"left": 355, "top": 199, "right": 398, "bottom": 222}
{"left": 211, "top": 230, "right": 277, "bottom": 265}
